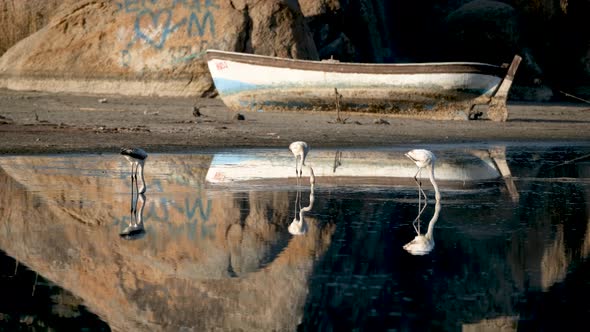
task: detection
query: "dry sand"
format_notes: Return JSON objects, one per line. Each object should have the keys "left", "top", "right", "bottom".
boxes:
{"left": 0, "top": 88, "right": 589, "bottom": 154}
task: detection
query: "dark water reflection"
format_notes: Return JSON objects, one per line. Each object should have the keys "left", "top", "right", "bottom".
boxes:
{"left": 0, "top": 144, "right": 589, "bottom": 331}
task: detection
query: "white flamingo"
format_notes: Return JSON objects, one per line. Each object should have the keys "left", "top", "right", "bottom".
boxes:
{"left": 403, "top": 149, "right": 442, "bottom": 255}
{"left": 121, "top": 147, "right": 148, "bottom": 194}
{"left": 405, "top": 149, "right": 440, "bottom": 211}
{"left": 289, "top": 141, "right": 309, "bottom": 179}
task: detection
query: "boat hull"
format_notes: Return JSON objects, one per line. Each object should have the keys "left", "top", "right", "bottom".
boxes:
{"left": 206, "top": 50, "right": 519, "bottom": 120}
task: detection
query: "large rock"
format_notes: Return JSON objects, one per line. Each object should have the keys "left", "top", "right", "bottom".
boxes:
{"left": 445, "top": 0, "right": 520, "bottom": 64}
{"left": 299, "top": 0, "right": 394, "bottom": 63}
{"left": 0, "top": 0, "right": 317, "bottom": 97}
{"left": 0, "top": 0, "right": 64, "bottom": 55}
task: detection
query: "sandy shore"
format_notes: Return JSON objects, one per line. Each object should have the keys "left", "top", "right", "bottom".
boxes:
{"left": 0, "top": 88, "right": 589, "bottom": 154}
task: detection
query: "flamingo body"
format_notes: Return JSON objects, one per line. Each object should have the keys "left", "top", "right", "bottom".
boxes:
{"left": 405, "top": 149, "right": 436, "bottom": 169}
{"left": 289, "top": 141, "right": 309, "bottom": 178}
{"left": 404, "top": 149, "right": 441, "bottom": 255}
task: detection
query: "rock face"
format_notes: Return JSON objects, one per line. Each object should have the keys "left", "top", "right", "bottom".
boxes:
{"left": 0, "top": 0, "right": 63, "bottom": 55}
{"left": 0, "top": 0, "right": 317, "bottom": 97}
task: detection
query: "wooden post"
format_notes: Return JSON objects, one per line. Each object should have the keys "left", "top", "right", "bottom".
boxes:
{"left": 488, "top": 54, "right": 522, "bottom": 122}
{"left": 335, "top": 88, "right": 343, "bottom": 123}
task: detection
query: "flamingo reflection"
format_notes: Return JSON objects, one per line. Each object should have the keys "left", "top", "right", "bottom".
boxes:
{"left": 120, "top": 192, "right": 146, "bottom": 240}
{"left": 403, "top": 198, "right": 441, "bottom": 255}
{"left": 289, "top": 166, "right": 315, "bottom": 236}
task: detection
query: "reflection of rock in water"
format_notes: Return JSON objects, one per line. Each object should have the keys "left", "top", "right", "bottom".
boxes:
{"left": 540, "top": 225, "right": 568, "bottom": 291}
{"left": 0, "top": 249, "right": 109, "bottom": 330}
{"left": 0, "top": 158, "right": 336, "bottom": 331}
{"left": 462, "top": 316, "right": 519, "bottom": 332}
{"left": 225, "top": 190, "right": 291, "bottom": 276}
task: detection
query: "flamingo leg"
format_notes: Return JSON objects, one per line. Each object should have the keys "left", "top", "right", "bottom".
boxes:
{"left": 134, "top": 163, "right": 141, "bottom": 194}
{"left": 412, "top": 215, "right": 422, "bottom": 235}
{"left": 130, "top": 163, "right": 136, "bottom": 213}
{"left": 297, "top": 181, "right": 303, "bottom": 212}
{"left": 131, "top": 189, "right": 138, "bottom": 226}
{"left": 413, "top": 168, "right": 428, "bottom": 211}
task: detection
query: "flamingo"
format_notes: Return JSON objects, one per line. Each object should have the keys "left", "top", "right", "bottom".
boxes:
{"left": 403, "top": 149, "right": 442, "bottom": 255}
{"left": 121, "top": 147, "right": 148, "bottom": 194}
{"left": 289, "top": 141, "right": 309, "bottom": 179}
{"left": 405, "top": 149, "right": 440, "bottom": 211}
{"left": 289, "top": 166, "right": 315, "bottom": 235}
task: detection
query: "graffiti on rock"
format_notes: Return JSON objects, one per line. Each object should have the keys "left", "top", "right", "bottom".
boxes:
{"left": 115, "top": 0, "right": 219, "bottom": 69}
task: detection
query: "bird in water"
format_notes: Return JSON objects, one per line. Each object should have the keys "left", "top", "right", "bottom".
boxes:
{"left": 121, "top": 147, "right": 148, "bottom": 194}
{"left": 289, "top": 141, "right": 309, "bottom": 179}
{"left": 405, "top": 149, "right": 440, "bottom": 211}
{"left": 289, "top": 166, "right": 315, "bottom": 235}
{"left": 403, "top": 149, "right": 442, "bottom": 255}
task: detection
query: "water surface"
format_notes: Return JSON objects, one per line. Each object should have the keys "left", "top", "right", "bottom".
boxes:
{"left": 0, "top": 143, "right": 589, "bottom": 331}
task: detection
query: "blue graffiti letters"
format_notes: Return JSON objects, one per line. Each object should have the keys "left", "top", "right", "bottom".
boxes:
{"left": 188, "top": 11, "right": 214, "bottom": 37}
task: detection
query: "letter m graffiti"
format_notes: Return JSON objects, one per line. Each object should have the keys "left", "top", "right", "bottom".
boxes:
{"left": 188, "top": 11, "right": 215, "bottom": 37}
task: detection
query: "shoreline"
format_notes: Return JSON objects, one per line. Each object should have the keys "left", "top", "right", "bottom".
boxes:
{"left": 1, "top": 89, "right": 589, "bottom": 155}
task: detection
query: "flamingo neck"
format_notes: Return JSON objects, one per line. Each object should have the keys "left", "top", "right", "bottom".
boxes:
{"left": 425, "top": 163, "right": 441, "bottom": 240}
{"left": 428, "top": 162, "right": 440, "bottom": 202}
{"left": 298, "top": 167, "right": 315, "bottom": 220}
{"left": 424, "top": 198, "right": 441, "bottom": 240}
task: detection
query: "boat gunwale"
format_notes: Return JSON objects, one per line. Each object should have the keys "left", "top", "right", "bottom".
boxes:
{"left": 206, "top": 49, "right": 507, "bottom": 76}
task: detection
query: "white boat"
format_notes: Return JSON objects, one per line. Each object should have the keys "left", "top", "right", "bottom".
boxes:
{"left": 206, "top": 50, "right": 522, "bottom": 121}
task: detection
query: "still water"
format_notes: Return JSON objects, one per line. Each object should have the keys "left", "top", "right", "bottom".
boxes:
{"left": 0, "top": 143, "right": 589, "bottom": 331}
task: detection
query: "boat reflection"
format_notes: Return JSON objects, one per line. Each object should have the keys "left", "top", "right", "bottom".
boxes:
{"left": 205, "top": 147, "right": 519, "bottom": 200}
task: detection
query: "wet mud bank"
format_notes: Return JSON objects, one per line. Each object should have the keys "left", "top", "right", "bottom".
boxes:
{"left": 0, "top": 89, "right": 589, "bottom": 155}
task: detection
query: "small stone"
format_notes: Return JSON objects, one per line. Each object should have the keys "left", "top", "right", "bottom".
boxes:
{"left": 98, "top": 98, "right": 108, "bottom": 103}
{"left": 193, "top": 106, "right": 201, "bottom": 117}
{"left": 233, "top": 113, "right": 245, "bottom": 120}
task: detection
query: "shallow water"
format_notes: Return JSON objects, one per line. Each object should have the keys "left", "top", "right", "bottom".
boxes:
{"left": 0, "top": 143, "right": 589, "bottom": 331}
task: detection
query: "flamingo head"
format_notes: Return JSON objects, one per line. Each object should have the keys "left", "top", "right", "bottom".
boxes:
{"left": 405, "top": 149, "right": 435, "bottom": 169}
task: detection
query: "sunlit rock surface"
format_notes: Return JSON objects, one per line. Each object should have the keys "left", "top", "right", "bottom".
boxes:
{"left": 0, "top": 0, "right": 317, "bottom": 97}
{"left": 0, "top": 0, "right": 63, "bottom": 55}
